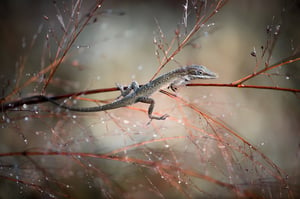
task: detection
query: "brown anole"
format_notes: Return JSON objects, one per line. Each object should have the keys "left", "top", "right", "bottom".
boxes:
{"left": 47, "top": 65, "right": 217, "bottom": 120}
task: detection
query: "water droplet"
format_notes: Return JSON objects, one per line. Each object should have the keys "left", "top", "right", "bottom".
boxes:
{"left": 137, "top": 65, "right": 143, "bottom": 71}
{"left": 24, "top": 139, "right": 28, "bottom": 144}
{"left": 23, "top": 104, "right": 28, "bottom": 109}
{"left": 72, "top": 99, "right": 77, "bottom": 104}
{"left": 153, "top": 134, "right": 157, "bottom": 138}
{"left": 43, "top": 15, "right": 49, "bottom": 20}
{"left": 207, "top": 23, "right": 215, "bottom": 27}
{"left": 76, "top": 45, "right": 90, "bottom": 48}
{"left": 123, "top": 120, "right": 129, "bottom": 124}
{"left": 285, "top": 76, "right": 290, "bottom": 80}
{"left": 72, "top": 115, "right": 77, "bottom": 119}
{"left": 165, "top": 144, "right": 169, "bottom": 148}
{"left": 24, "top": 117, "right": 29, "bottom": 121}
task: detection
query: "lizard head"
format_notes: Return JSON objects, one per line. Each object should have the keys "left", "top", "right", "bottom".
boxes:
{"left": 184, "top": 65, "right": 218, "bottom": 80}
{"left": 168, "top": 65, "right": 218, "bottom": 92}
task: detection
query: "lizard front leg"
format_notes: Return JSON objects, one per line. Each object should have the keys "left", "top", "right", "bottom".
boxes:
{"left": 136, "top": 97, "right": 169, "bottom": 121}
{"left": 116, "top": 81, "right": 140, "bottom": 99}
{"left": 168, "top": 77, "right": 189, "bottom": 92}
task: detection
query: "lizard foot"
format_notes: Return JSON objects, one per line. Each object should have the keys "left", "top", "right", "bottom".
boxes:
{"left": 147, "top": 114, "right": 169, "bottom": 125}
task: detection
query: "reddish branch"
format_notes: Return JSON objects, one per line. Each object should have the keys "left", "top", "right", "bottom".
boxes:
{"left": 188, "top": 83, "right": 300, "bottom": 93}
{"left": 232, "top": 55, "right": 300, "bottom": 85}
{"left": 42, "top": 0, "right": 105, "bottom": 92}
{"left": 150, "top": 0, "right": 228, "bottom": 80}
{"left": 0, "top": 150, "right": 239, "bottom": 195}
{"left": 1, "top": 0, "right": 105, "bottom": 103}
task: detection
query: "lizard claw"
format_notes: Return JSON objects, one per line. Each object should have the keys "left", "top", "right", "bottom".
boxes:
{"left": 160, "top": 114, "right": 169, "bottom": 120}
{"left": 168, "top": 84, "right": 178, "bottom": 92}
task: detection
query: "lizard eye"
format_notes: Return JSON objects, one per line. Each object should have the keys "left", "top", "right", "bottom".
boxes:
{"left": 192, "top": 70, "right": 202, "bottom": 75}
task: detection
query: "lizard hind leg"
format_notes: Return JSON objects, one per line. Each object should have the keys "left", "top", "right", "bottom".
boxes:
{"left": 136, "top": 97, "right": 169, "bottom": 121}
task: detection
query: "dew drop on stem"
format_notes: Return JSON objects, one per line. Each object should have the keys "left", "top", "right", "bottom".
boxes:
{"left": 23, "top": 139, "right": 28, "bottom": 144}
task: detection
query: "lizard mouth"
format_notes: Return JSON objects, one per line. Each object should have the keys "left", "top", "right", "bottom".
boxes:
{"left": 203, "top": 71, "right": 218, "bottom": 79}
{"left": 191, "top": 72, "right": 218, "bottom": 79}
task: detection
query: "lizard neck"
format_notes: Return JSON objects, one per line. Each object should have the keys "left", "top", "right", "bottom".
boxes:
{"left": 136, "top": 67, "right": 189, "bottom": 96}
{"left": 152, "top": 67, "right": 188, "bottom": 86}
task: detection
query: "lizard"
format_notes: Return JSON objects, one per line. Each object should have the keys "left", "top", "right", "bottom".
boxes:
{"left": 46, "top": 65, "right": 217, "bottom": 121}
